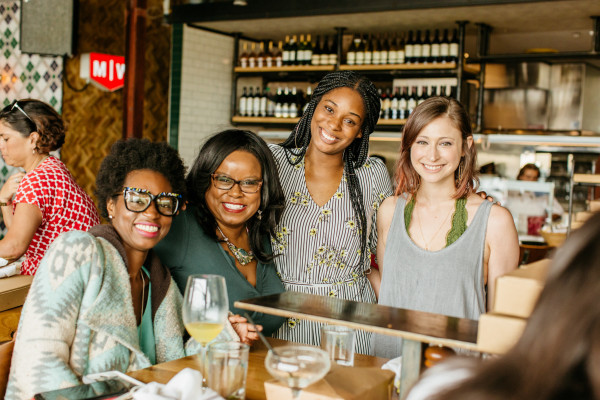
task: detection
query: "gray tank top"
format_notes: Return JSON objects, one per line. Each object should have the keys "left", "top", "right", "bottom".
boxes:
{"left": 372, "top": 196, "right": 492, "bottom": 358}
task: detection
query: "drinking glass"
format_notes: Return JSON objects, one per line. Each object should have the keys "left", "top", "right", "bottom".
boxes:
{"left": 320, "top": 325, "right": 355, "bottom": 366}
{"left": 264, "top": 345, "right": 330, "bottom": 398}
{"left": 182, "top": 274, "right": 229, "bottom": 385}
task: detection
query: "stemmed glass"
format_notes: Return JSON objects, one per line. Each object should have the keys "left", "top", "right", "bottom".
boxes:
{"left": 182, "top": 274, "right": 229, "bottom": 385}
{"left": 265, "top": 345, "right": 331, "bottom": 398}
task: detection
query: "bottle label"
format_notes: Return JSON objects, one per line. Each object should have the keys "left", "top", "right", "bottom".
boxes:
{"left": 266, "top": 56, "right": 273, "bottom": 68}
{"left": 239, "top": 98, "right": 247, "bottom": 116}
{"left": 364, "top": 52, "right": 372, "bottom": 65}
{"left": 282, "top": 50, "right": 290, "bottom": 62}
{"left": 372, "top": 51, "right": 381, "bottom": 65}
{"left": 311, "top": 54, "right": 320, "bottom": 65}
{"left": 440, "top": 43, "right": 449, "bottom": 57}
{"left": 328, "top": 54, "right": 337, "bottom": 65}
{"left": 391, "top": 98, "right": 399, "bottom": 110}
{"left": 388, "top": 51, "right": 397, "bottom": 64}
{"left": 356, "top": 52, "right": 364, "bottom": 65}
{"left": 413, "top": 44, "right": 422, "bottom": 59}
{"left": 257, "top": 56, "right": 264, "bottom": 68}
{"left": 380, "top": 50, "right": 388, "bottom": 64}
{"left": 422, "top": 44, "right": 431, "bottom": 58}
{"left": 240, "top": 57, "right": 248, "bottom": 68}
{"left": 275, "top": 104, "right": 282, "bottom": 118}
{"left": 404, "top": 44, "right": 413, "bottom": 59}
{"left": 408, "top": 99, "right": 417, "bottom": 111}
{"left": 259, "top": 97, "right": 267, "bottom": 117}
{"left": 347, "top": 52, "right": 356, "bottom": 65}
{"left": 276, "top": 56, "right": 283, "bottom": 67}
{"left": 253, "top": 98, "right": 260, "bottom": 116}
{"left": 399, "top": 98, "right": 407, "bottom": 110}
{"left": 431, "top": 44, "right": 440, "bottom": 58}
{"left": 249, "top": 58, "right": 256, "bottom": 68}
{"left": 281, "top": 104, "right": 289, "bottom": 118}
{"left": 450, "top": 43, "right": 459, "bottom": 58}
{"left": 289, "top": 52, "right": 296, "bottom": 63}
{"left": 398, "top": 50, "right": 405, "bottom": 64}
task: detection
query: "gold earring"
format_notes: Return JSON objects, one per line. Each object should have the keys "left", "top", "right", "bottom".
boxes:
{"left": 456, "top": 160, "right": 464, "bottom": 183}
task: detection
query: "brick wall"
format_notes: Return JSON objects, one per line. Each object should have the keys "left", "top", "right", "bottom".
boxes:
{"left": 175, "top": 26, "right": 235, "bottom": 167}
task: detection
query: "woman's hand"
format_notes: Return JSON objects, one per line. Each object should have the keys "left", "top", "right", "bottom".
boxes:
{"left": 476, "top": 190, "right": 500, "bottom": 205}
{"left": 228, "top": 314, "right": 262, "bottom": 345}
{"left": 0, "top": 172, "right": 25, "bottom": 204}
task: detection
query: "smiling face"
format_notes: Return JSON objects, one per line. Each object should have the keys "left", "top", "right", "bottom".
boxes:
{"left": 309, "top": 87, "right": 365, "bottom": 157}
{"left": 205, "top": 150, "right": 262, "bottom": 231}
{"left": 410, "top": 116, "right": 472, "bottom": 187}
{"left": 0, "top": 121, "right": 35, "bottom": 168}
{"left": 107, "top": 169, "right": 175, "bottom": 259}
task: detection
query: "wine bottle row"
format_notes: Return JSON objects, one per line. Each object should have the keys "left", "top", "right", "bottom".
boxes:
{"left": 347, "top": 29, "right": 459, "bottom": 66}
{"left": 238, "top": 86, "right": 313, "bottom": 118}
{"left": 238, "top": 34, "right": 337, "bottom": 68}
{"left": 237, "top": 28, "right": 459, "bottom": 68}
{"left": 379, "top": 84, "right": 457, "bottom": 120}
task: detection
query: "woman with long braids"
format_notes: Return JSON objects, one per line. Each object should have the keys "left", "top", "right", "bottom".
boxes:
{"left": 269, "top": 71, "right": 393, "bottom": 353}
{"left": 372, "top": 97, "right": 518, "bottom": 358}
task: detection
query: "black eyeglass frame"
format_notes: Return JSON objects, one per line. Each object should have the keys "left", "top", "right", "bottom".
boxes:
{"left": 115, "top": 186, "right": 182, "bottom": 216}
{"left": 210, "top": 174, "right": 263, "bottom": 194}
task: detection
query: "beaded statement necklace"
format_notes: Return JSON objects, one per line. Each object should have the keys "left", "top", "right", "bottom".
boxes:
{"left": 216, "top": 225, "right": 255, "bottom": 266}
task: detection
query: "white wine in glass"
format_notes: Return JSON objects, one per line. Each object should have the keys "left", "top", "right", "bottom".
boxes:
{"left": 182, "top": 274, "right": 229, "bottom": 384}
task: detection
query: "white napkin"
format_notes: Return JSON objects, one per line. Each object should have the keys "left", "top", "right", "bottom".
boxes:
{"left": 132, "top": 368, "right": 224, "bottom": 400}
{"left": 381, "top": 356, "right": 402, "bottom": 395}
{"left": 0, "top": 262, "right": 18, "bottom": 278}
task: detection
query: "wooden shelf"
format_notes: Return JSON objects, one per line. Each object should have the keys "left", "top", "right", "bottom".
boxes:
{"left": 339, "top": 62, "right": 457, "bottom": 71}
{"left": 573, "top": 173, "right": 600, "bottom": 185}
{"left": 233, "top": 116, "right": 406, "bottom": 126}
{"left": 234, "top": 65, "right": 335, "bottom": 73}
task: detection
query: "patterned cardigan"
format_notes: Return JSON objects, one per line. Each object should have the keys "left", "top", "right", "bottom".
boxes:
{"left": 5, "top": 225, "right": 227, "bottom": 400}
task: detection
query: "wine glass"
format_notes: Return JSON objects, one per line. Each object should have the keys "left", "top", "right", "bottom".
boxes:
{"left": 182, "top": 274, "right": 229, "bottom": 385}
{"left": 265, "top": 345, "right": 331, "bottom": 398}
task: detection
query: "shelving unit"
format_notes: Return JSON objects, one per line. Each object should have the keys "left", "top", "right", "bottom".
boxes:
{"left": 231, "top": 22, "right": 475, "bottom": 128}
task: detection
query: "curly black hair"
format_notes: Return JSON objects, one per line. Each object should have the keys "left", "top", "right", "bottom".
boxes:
{"left": 187, "top": 129, "right": 285, "bottom": 263}
{"left": 95, "top": 138, "right": 187, "bottom": 219}
{"left": 280, "top": 71, "right": 381, "bottom": 270}
{"left": 0, "top": 99, "right": 65, "bottom": 153}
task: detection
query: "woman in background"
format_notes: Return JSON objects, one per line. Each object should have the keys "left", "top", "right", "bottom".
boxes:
{"left": 156, "top": 130, "right": 286, "bottom": 336}
{"left": 373, "top": 97, "right": 518, "bottom": 358}
{"left": 269, "top": 71, "right": 393, "bottom": 353}
{"left": 0, "top": 99, "right": 99, "bottom": 275}
{"left": 407, "top": 211, "right": 600, "bottom": 400}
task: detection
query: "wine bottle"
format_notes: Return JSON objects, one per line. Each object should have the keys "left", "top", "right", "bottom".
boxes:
{"left": 281, "top": 87, "right": 290, "bottom": 118}
{"left": 449, "top": 29, "right": 459, "bottom": 64}
{"left": 431, "top": 29, "right": 441, "bottom": 64}
{"left": 422, "top": 30, "right": 431, "bottom": 64}
{"left": 322, "top": 35, "right": 332, "bottom": 65}
{"left": 289, "top": 35, "right": 298, "bottom": 65}
{"left": 347, "top": 34, "right": 359, "bottom": 65}
{"left": 312, "top": 35, "right": 321, "bottom": 65}
{"left": 302, "top": 85, "right": 312, "bottom": 114}
{"left": 363, "top": 34, "right": 372, "bottom": 65}
{"left": 282, "top": 36, "right": 291, "bottom": 65}
{"left": 275, "top": 41, "right": 283, "bottom": 67}
{"left": 398, "top": 33, "right": 406, "bottom": 64}
{"left": 380, "top": 34, "right": 389, "bottom": 65}
{"left": 253, "top": 86, "right": 261, "bottom": 117}
{"left": 246, "top": 87, "right": 254, "bottom": 116}
{"left": 265, "top": 87, "right": 275, "bottom": 117}
{"left": 238, "top": 87, "right": 247, "bottom": 116}
{"left": 327, "top": 36, "right": 337, "bottom": 65}
{"left": 356, "top": 35, "right": 365, "bottom": 65}
{"left": 440, "top": 29, "right": 450, "bottom": 64}
{"left": 404, "top": 31, "right": 414, "bottom": 64}
{"left": 407, "top": 86, "right": 418, "bottom": 117}
{"left": 305, "top": 34, "right": 313, "bottom": 65}
{"left": 275, "top": 87, "right": 283, "bottom": 118}
{"left": 417, "top": 85, "right": 427, "bottom": 105}
{"left": 248, "top": 43, "right": 257, "bottom": 68}
{"left": 239, "top": 43, "right": 249, "bottom": 68}
{"left": 382, "top": 88, "right": 391, "bottom": 120}
{"left": 256, "top": 41, "right": 266, "bottom": 68}
{"left": 377, "top": 88, "right": 383, "bottom": 118}
{"left": 398, "top": 87, "right": 408, "bottom": 120}
{"left": 387, "top": 34, "right": 398, "bottom": 64}
{"left": 390, "top": 87, "right": 399, "bottom": 120}
{"left": 372, "top": 34, "right": 381, "bottom": 65}
{"left": 289, "top": 87, "right": 299, "bottom": 117}
{"left": 413, "top": 30, "right": 422, "bottom": 64}
{"left": 265, "top": 41, "right": 274, "bottom": 68}
{"left": 259, "top": 87, "right": 268, "bottom": 117}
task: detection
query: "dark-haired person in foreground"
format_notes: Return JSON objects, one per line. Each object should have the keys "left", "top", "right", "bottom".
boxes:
{"left": 6, "top": 139, "right": 255, "bottom": 400}
{"left": 268, "top": 71, "right": 393, "bottom": 353}
{"left": 155, "top": 130, "right": 286, "bottom": 336}
{"left": 0, "top": 99, "right": 99, "bottom": 275}
{"left": 406, "top": 210, "right": 600, "bottom": 400}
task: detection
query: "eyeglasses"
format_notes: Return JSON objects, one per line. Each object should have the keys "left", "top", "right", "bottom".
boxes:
{"left": 211, "top": 174, "right": 262, "bottom": 194}
{"left": 9, "top": 100, "right": 35, "bottom": 125}
{"left": 116, "top": 187, "right": 182, "bottom": 216}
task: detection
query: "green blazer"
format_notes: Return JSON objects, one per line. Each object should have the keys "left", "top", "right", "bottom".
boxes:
{"left": 155, "top": 207, "right": 285, "bottom": 336}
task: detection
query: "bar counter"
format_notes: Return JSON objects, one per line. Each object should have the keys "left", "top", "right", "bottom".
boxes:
{"left": 128, "top": 337, "right": 389, "bottom": 400}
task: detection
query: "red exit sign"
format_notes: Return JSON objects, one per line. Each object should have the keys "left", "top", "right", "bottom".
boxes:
{"left": 80, "top": 52, "right": 126, "bottom": 91}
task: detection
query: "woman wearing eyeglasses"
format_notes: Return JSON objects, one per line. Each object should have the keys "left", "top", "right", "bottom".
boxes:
{"left": 155, "top": 129, "right": 287, "bottom": 336}
{"left": 6, "top": 138, "right": 257, "bottom": 400}
{"left": 0, "top": 99, "right": 99, "bottom": 275}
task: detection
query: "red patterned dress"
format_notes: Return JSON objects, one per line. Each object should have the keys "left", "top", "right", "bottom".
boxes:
{"left": 13, "top": 156, "right": 100, "bottom": 275}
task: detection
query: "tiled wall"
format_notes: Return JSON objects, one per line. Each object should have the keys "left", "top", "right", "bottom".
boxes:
{"left": 174, "top": 26, "right": 235, "bottom": 167}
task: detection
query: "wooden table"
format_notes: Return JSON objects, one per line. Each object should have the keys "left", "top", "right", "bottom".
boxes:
{"left": 234, "top": 292, "right": 479, "bottom": 398}
{"left": 128, "top": 337, "right": 388, "bottom": 400}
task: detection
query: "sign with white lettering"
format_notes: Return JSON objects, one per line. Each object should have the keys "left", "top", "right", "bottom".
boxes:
{"left": 79, "top": 52, "right": 126, "bottom": 91}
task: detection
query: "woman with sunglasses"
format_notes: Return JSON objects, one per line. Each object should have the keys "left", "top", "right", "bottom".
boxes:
{"left": 155, "top": 129, "right": 286, "bottom": 336}
{"left": 0, "top": 99, "right": 99, "bottom": 275}
{"left": 6, "top": 139, "right": 255, "bottom": 400}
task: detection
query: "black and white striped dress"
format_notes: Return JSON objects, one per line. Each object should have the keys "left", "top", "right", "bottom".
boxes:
{"left": 269, "top": 144, "right": 393, "bottom": 354}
